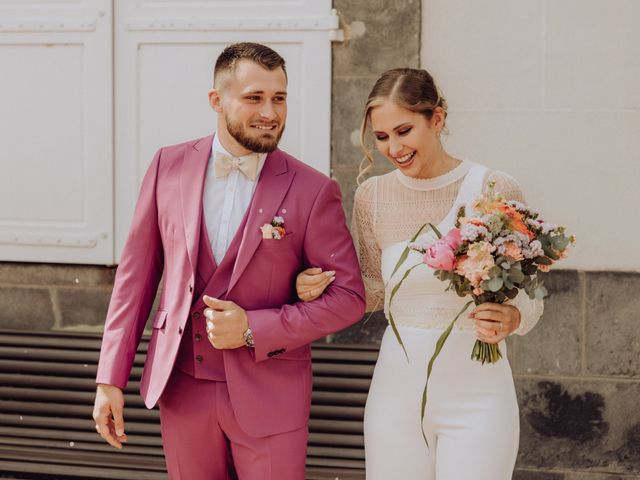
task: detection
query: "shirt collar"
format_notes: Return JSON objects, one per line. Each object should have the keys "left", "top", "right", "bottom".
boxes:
{"left": 212, "top": 133, "right": 267, "bottom": 181}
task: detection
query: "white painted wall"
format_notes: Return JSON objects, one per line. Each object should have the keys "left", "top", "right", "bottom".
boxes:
{"left": 114, "top": 0, "right": 338, "bottom": 262}
{"left": 422, "top": 0, "right": 640, "bottom": 271}
{"left": 0, "top": 0, "right": 338, "bottom": 265}
{"left": 0, "top": 0, "right": 113, "bottom": 264}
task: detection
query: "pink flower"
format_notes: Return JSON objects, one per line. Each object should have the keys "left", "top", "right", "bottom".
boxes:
{"left": 455, "top": 241, "right": 496, "bottom": 287}
{"left": 442, "top": 228, "right": 462, "bottom": 250}
{"left": 422, "top": 228, "right": 462, "bottom": 271}
{"left": 423, "top": 240, "right": 456, "bottom": 271}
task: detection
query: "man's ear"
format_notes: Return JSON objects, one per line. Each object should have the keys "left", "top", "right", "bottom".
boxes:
{"left": 208, "top": 88, "right": 223, "bottom": 113}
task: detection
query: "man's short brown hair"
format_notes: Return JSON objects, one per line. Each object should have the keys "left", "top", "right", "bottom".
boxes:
{"left": 214, "top": 42, "right": 287, "bottom": 89}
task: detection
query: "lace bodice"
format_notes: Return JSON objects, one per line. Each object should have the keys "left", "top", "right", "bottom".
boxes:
{"left": 353, "top": 160, "right": 543, "bottom": 335}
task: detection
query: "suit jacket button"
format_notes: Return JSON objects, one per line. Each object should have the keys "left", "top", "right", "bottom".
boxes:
{"left": 193, "top": 311, "right": 200, "bottom": 319}
{"left": 189, "top": 284, "right": 193, "bottom": 293}
{"left": 178, "top": 327, "right": 183, "bottom": 335}
{"left": 196, "top": 355, "right": 203, "bottom": 363}
{"left": 195, "top": 334, "right": 202, "bottom": 342}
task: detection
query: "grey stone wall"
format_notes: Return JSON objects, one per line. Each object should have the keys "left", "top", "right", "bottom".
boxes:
{"left": 331, "top": 0, "right": 420, "bottom": 222}
{"left": 0, "top": 1, "right": 638, "bottom": 478}
{"left": 333, "top": 271, "right": 640, "bottom": 478}
{"left": 0, "top": 262, "right": 114, "bottom": 332}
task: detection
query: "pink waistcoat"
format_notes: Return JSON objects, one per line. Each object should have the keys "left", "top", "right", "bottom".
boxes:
{"left": 174, "top": 204, "right": 251, "bottom": 380}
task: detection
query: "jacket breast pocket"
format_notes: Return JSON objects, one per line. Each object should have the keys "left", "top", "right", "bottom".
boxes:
{"left": 152, "top": 310, "right": 167, "bottom": 330}
{"left": 257, "top": 232, "right": 296, "bottom": 251}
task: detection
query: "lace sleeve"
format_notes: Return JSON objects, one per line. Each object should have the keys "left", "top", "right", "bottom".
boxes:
{"left": 486, "top": 170, "right": 526, "bottom": 203}
{"left": 353, "top": 178, "right": 385, "bottom": 312}
{"left": 488, "top": 170, "right": 544, "bottom": 335}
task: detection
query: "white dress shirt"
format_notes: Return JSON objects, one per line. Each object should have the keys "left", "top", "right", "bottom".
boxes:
{"left": 203, "top": 135, "right": 267, "bottom": 264}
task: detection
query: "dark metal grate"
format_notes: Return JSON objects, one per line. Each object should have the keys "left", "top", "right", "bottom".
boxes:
{"left": 0, "top": 329, "right": 377, "bottom": 479}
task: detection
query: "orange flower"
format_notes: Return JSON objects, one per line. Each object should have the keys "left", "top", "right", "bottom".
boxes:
{"left": 473, "top": 197, "right": 503, "bottom": 215}
{"left": 274, "top": 226, "right": 286, "bottom": 238}
{"left": 468, "top": 218, "right": 486, "bottom": 228}
{"left": 498, "top": 204, "right": 534, "bottom": 240}
{"left": 503, "top": 241, "right": 524, "bottom": 261}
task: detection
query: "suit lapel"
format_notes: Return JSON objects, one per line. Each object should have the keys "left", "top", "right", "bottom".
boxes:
{"left": 227, "top": 149, "right": 295, "bottom": 294}
{"left": 180, "top": 134, "right": 214, "bottom": 273}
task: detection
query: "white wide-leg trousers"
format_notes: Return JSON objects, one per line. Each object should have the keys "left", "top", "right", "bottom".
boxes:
{"left": 364, "top": 326, "right": 520, "bottom": 480}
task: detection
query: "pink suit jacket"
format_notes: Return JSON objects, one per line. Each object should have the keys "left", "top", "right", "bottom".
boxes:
{"left": 96, "top": 134, "right": 366, "bottom": 437}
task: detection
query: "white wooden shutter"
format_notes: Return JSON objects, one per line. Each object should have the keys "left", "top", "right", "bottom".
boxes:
{"left": 114, "top": 0, "right": 339, "bottom": 261}
{"left": 0, "top": 0, "right": 114, "bottom": 264}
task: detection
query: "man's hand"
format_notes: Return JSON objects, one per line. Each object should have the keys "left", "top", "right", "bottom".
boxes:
{"left": 92, "top": 384, "right": 127, "bottom": 449}
{"left": 203, "top": 295, "right": 249, "bottom": 349}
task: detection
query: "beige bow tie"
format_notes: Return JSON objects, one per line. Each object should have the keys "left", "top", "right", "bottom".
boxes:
{"left": 214, "top": 152, "right": 260, "bottom": 181}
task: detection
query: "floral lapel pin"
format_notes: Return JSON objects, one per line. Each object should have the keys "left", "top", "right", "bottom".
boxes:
{"left": 260, "top": 216, "right": 286, "bottom": 239}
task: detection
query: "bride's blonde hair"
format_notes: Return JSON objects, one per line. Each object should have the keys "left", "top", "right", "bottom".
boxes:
{"left": 358, "top": 68, "right": 448, "bottom": 184}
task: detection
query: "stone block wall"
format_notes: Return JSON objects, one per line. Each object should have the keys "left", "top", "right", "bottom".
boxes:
{"left": 0, "top": 262, "right": 114, "bottom": 332}
{"left": 0, "top": 1, "right": 638, "bottom": 478}
{"left": 332, "top": 271, "right": 640, "bottom": 478}
{"left": 331, "top": 0, "right": 420, "bottom": 222}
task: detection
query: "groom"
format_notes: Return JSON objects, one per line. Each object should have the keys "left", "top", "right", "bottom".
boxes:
{"left": 93, "top": 42, "right": 365, "bottom": 479}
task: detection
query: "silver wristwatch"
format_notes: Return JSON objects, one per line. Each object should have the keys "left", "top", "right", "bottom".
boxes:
{"left": 243, "top": 327, "right": 254, "bottom": 348}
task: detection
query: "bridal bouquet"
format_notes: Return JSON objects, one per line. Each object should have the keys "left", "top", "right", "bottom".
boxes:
{"left": 387, "top": 181, "right": 574, "bottom": 444}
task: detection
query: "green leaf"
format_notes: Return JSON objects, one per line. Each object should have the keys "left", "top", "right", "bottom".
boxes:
{"left": 552, "top": 235, "right": 570, "bottom": 250}
{"left": 387, "top": 263, "right": 423, "bottom": 361}
{"left": 487, "top": 276, "right": 503, "bottom": 292}
{"left": 420, "top": 300, "right": 473, "bottom": 447}
{"left": 535, "top": 256, "right": 553, "bottom": 266}
{"left": 389, "top": 224, "right": 428, "bottom": 281}
{"left": 509, "top": 267, "right": 525, "bottom": 283}
{"left": 427, "top": 223, "right": 443, "bottom": 239}
{"left": 489, "top": 266, "right": 502, "bottom": 278}
{"left": 506, "top": 287, "right": 519, "bottom": 299}
{"left": 534, "top": 286, "right": 548, "bottom": 299}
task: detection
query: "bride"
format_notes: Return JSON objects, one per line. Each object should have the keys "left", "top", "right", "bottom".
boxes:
{"left": 297, "top": 68, "right": 543, "bottom": 479}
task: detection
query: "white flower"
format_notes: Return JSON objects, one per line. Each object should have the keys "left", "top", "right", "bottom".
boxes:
{"left": 461, "top": 223, "right": 490, "bottom": 242}
{"left": 527, "top": 240, "right": 544, "bottom": 258}
{"left": 540, "top": 222, "right": 557, "bottom": 235}
{"left": 481, "top": 214, "right": 504, "bottom": 236}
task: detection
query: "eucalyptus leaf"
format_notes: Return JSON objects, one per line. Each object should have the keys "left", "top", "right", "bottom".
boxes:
{"left": 509, "top": 268, "right": 525, "bottom": 283}
{"left": 535, "top": 256, "right": 553, "bottom": 266}
{"left": 487, "top": 277, "right": 503, "bottom": 292}
{"left": 505, "top": 288, "right": 518, "bottom": 299}
{"left": 489, "top": 266, "right": 502, "bottom": 278}
{"left": 552, "top": 235, "right": 569, "bottom": 250}
{"left": 534, "top": 286, "right": 547, "bottom": 299}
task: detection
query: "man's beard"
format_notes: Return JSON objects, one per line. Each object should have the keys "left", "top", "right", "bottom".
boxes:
{"left": 226, "top": 115, "right": 285, "bottom": 153}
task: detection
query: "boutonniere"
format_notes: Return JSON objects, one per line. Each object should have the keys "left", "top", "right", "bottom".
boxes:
{"left": 260, "top": 216, "right": 287, "bottom": 239}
